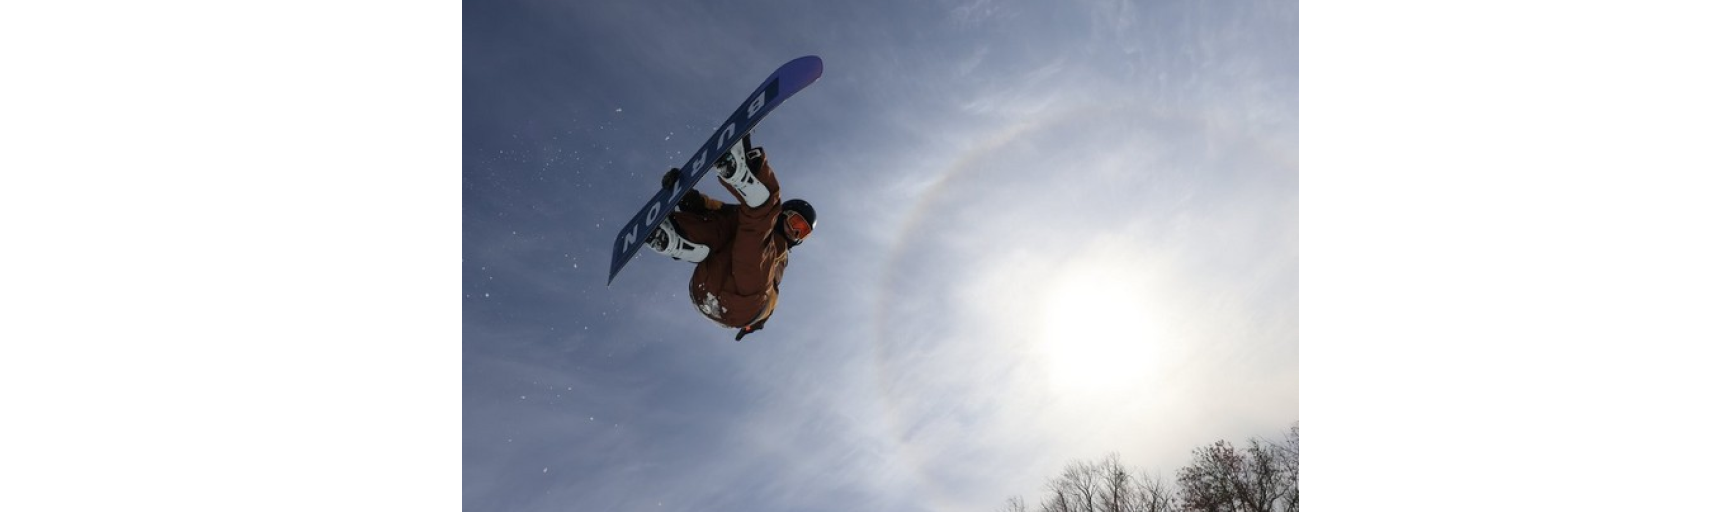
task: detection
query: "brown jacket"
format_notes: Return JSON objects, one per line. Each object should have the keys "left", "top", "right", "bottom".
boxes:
{"left": 668, "top": 152, "right": 791, "bottom": 331}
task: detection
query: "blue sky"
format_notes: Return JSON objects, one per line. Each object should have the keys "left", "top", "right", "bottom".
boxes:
{"left": 465, "top": 1, "right": 1295, "bottom": 511}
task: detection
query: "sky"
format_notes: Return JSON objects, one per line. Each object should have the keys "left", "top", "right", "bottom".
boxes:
{"left": 464, "top": 1, "right": 1296, "bottom": 511}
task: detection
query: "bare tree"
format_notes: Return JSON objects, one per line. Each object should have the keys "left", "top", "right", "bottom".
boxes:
{"left": 1020, "top": 454, "right": 1180, "bottom": 512}
{"left": 1131, "top": 470, "right": 1178, "bottom": 512}
{"left": 1044, "top": 482, "right": 1074, "bottom": 512}
{"left": 1006, "top": 425, "right": 1296, "bottom": 512}
{"left": 1175, "top": 424, "right": 1299, "bottom": 512}
{"left": 1276, "top": 425, "right": 1298, "bottom": 512}
{"left": 1243, "top": 438, "right": 1283, "bottom": 511}
{"left": 1100, "top": 454, "right": 1131, "bottom": 512}
{"left": 1043, "top": 459, "right": 1102, "bottom": 512}
{"left": 1176, "top": 440, "right": 1249, "bottom": 512}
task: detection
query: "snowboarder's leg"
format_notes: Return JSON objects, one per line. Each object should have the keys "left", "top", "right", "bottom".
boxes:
{"left": 646, "top": 217, "right": 710, "bottom": 262}
{"left": 716, "top": 142, "right": 772, "bottom": 208}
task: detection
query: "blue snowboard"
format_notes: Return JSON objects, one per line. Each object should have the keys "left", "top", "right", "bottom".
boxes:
{"left": 607, "top": 56, "right": 823, "bottom": 285}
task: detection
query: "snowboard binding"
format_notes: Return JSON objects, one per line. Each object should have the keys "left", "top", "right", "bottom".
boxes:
{"left": 647, "top": 218, "right": 710, "bottom": 262}
{"left": 716, "top": 137, "right": 771, "bottom": 208}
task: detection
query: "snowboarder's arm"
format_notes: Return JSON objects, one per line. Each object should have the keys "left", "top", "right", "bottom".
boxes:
{"left": 663, "top": 167, "right": 725, "bottom": 212}
{"left": 726, "top": 155, "right": 783, "bottom": 297}
{"left": 729, "top": 214, "right": 778, "bottom": 297}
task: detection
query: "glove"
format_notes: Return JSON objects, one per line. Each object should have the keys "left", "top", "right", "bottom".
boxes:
{"left": 661, "top": 168, "right": 681, "bottom": 189}
{"left": 734, "top": 322, "right": 764, "bottom": 341}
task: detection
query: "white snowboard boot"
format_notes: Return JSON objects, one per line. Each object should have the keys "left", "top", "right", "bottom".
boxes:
{"left": 647, "top": 218, "right": 710, "bottom": 262}
{"left": 716, "top": 143, "right": 770, "bottom": 208}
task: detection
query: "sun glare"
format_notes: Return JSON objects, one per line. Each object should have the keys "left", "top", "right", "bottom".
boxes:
{"left": 1036, "top": 259, "right": 1164, "bottom": 396}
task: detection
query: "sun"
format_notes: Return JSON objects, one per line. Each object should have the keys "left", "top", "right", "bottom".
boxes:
{"left": 1035, "top": 256, "right": 1165, "bottom": 396}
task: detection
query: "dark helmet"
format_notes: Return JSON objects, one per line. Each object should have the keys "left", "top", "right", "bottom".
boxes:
{"left": 779, "top": 199, "right": 817, "bottom": 247}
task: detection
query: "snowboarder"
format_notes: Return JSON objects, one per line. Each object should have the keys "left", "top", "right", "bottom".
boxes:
{"left": 645, "top": 143, "right": 817, "bottom": 341}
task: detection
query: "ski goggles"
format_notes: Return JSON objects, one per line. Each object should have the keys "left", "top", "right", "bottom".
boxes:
{"left": 782, "top": 210, "right": 813, "bottom": 243}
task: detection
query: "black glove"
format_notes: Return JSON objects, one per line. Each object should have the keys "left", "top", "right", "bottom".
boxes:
{"left": 661, "top": 168, "right": 681, "bottom": 189}
{"left": 735, "top": 322, "right": 764, "bottom": 341}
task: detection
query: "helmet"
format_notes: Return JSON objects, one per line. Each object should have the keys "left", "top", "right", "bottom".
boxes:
{"left": 779, "top": 199, "right": 817, "bottom": 247}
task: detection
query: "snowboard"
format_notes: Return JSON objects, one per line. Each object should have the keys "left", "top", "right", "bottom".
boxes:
{"left": 607, "top": 55, "right": 824, "bottom": 285}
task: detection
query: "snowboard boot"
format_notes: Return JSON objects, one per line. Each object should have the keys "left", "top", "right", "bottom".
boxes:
{"left": 716, "top": 143, "right": 770, "bottom": 208}
{"left": 646, "top": 218, "right": 710, "bottom": 262}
